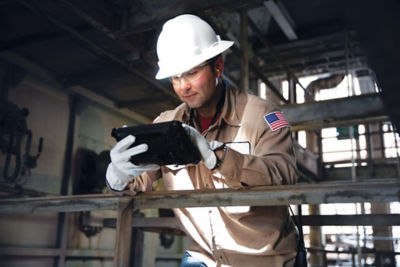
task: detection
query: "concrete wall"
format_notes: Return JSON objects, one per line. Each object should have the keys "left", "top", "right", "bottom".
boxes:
{"left": 0, "top": 73, "right": 156, "bottom": 266}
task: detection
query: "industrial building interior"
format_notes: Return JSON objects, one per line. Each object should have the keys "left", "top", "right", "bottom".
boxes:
{"left": 0, "top": 0, "right": 400, "bottom": 266}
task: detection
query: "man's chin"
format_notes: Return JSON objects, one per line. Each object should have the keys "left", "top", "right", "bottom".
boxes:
{"left": 184, "top": 101, "right": 201, "bottom": 109}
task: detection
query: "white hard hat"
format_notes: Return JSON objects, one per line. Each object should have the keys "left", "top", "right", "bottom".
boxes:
{"left": 155, "top": 14, "right": 234, "bottom": 80}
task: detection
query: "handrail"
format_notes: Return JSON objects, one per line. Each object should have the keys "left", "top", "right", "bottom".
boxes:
{"left": 0, "top": 179, "right": 399, "bottom": 214}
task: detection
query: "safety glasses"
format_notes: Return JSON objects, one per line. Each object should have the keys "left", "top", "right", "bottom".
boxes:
{"left": 169, "top": 61, "right": 210, "bottom": 86}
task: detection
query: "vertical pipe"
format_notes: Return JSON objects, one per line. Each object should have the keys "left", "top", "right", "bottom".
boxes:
{"left": 371, "top": 203, "right": 395, "bottom": 266}
{"left": 288, "top": 73, "right": 298, "bottom": 140}
{"left": 379, "top": 122, "right": 385, "bottom": 158}
{"left": 309, "top": 204, "right": 324, "bottom": 267}
{"left": 361, "top": 203, "right": 367, "bottom": 264}
{"left": 365, "top": 124, "right": 374, "bottom": 176}
{"left": 345, "top": 30, "right": 357, "bottom": 182}
{"left": 0, "top": 61, "right": 7, "bottom": 101}
{"left": 54, "top": 95, "right": 77, "bottom": 267}
{"left": 345, "top": 30, "right": 350, "bottom": 97}
{"left": 355, "top": 203, "right": 362, "bottom": 267}
{"left": 240, "top": 9, "right": 249, "bottom": 92}
{"left": 392, "top": 130, "right": 400, "bottom": 178}
{"left": 355, "top": 133, "right": 361, "bottom": 166}
{"left": 350, "top": 126, "right": 357, "bottom": 182}
{"left": 60, "top": 95, "right": 77, "bottom": 196}
{"left": 288, "top": 73, "right": 297, "bottom": 104}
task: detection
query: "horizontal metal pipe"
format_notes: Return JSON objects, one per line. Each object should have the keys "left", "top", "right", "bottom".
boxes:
{"left": 102, "top": 214, "right": 400, "bottom": 229}
{"left": 0, "top": 179, "right": 398, "bottom": 214}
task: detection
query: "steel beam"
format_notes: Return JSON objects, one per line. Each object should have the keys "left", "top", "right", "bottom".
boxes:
{"left": 325, "top": 160, "right": 399, "bottom": 181}
{"left": 0, "top": 179, "right": 398, "bottom": 214}
{"left": 0, "top": 247, "right": 114, "bottom": 259}
{"left": 104, "top": 217, "right": 180, "bottom": 229}
{"left": 120, "top": 0, "right": 262, "bottom": 35}
{"left": 102, "top": 214, "right": 400, "bottom": 232}
{"left": 247, "top": 15, "right": 312, "bottom": 98}
{"left": 116, "top": 213, "right": 400, "bottom": 228}
{"left": 0, "top": 194, "right": 124, "bottom": 214}
{"left": 19, "top": 0, "right": 179, "bottom": 103}
{"left": 58, "top": 0, "right": 156, "bottom": 68}
{"left": 263, "top": 0, "right": 298, "bottom": 40}
{"left": 301, "top": 214, "right": 400, "bottom": 226}
{"left": 281, "top": 93, "right": 389, "bottom": 130}
{"left": 133, "top": 179, "right": 399, "bottom": 210}
{"left": 207, "top": 18, "right": 288, "bottom": 103}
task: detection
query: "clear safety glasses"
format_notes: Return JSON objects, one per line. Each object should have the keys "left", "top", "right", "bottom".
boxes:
{"left": 169, "top": 61, "right": 210, "bottom": 86}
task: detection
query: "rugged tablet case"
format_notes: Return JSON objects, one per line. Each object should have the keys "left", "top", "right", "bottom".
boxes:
{"left": 111, "top": 120, "right": 201, "bottom": 166}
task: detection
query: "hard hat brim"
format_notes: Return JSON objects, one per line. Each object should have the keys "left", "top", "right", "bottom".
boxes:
{"left": 155, "top": 40, "right": 234, "bottom": 80}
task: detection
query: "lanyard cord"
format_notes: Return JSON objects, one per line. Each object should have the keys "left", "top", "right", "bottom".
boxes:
{"left": 289, "top": 205, "right": 306, "bottom": 249}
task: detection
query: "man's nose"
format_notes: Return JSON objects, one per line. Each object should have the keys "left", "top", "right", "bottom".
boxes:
{"left": 179, "top": 77, "right": 191, "bottom": 90}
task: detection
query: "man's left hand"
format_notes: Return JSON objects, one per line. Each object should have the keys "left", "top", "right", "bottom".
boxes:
{"left": 182, "top": 124, "right": 224, "bottom": 170}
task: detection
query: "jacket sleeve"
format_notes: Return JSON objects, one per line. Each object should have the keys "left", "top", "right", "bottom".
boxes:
{"left": 126, "top": 169, "right": 162, "bottom": 192}
{"left": 106, "top": 169, "right": 162, "bottom": 195}
{"left": 216, "top": 119, "right": 298, "bottom": 189}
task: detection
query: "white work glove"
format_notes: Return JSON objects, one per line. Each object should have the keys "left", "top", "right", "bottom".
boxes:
{"left": 106, "top": 135, "right": 159, "bottom": 191}
{"left": 182, "top": 124, "right": 224, "bottom": 170}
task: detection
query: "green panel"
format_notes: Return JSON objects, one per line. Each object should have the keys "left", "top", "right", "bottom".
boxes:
{"left": 336, "top": 125, "right": 359, "bottom": 140}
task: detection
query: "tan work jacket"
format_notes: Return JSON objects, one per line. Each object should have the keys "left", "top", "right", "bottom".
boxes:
{"left": 123, "top": 88, "right": 299, "bottom": 267}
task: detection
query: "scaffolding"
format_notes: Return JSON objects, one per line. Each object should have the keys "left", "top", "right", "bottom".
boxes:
{"left": 0, "top": 178, "right": 399, "bottom": 266}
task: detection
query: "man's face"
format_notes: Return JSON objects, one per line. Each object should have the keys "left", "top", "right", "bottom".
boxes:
{"left": 171, "top": 58, "right": 223, "bottom": 114}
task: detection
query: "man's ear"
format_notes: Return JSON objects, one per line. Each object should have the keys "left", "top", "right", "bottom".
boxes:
{"left": 214, "top": 56, "right": 224, "bottom": 78}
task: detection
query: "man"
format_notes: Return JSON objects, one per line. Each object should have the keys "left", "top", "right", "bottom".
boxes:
{"left": 106, "top": 14, "right": 299, "bottom": 267}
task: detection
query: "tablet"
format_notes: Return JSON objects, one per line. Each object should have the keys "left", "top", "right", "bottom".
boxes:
{"left": 111, "top": 120, "right": 201, "bottom": 165}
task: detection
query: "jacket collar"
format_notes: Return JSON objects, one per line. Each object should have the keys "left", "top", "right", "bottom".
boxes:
{"left": 219, "top": 87, "right": 241, "bottom": 127}
{"left": 179, "top": 87, "right": 241, "bottom": 127}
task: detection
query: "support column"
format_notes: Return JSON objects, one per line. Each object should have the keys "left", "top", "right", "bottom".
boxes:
{"left": 240, "top": 9, "right": 249, "bottom": 92}
{"left": 369, "top": 123, "right": 384, "bottom": 159}
{"left": 371, "top": 203, "right": 395, "bottom": 267}
{"left": 288, "top": 74, "right": 298, "bottom": 140}
{"left": 56, "top": 95, "right": 78, "bottom": 267}
{"left": 308, "top": 205, "right": 324, "bottom": 267}
{"left": 131, "top": 211, "right": 144, "bottom": 267}
{"left": 304, "top": 85, "right": 323, "bottom": 266}
{"left": 304, "top": 78, "right": 321, "bottom": 177}
{"left": 114, "top": 199, "right": 134, "bottom": 267}
{"left": 288, "top": 73, "right": 296, "bottom": 104}
{"left": 368, "top": 122, "right": 395, "bottom": 266}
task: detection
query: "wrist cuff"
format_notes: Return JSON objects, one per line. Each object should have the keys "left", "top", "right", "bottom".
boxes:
{"left": 211, "top": 144, "right": 227, "bottom": 170}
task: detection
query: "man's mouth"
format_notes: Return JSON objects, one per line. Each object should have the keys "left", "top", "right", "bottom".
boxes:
{"left": 183, "top": 93, "right": 197, "bottom": 99}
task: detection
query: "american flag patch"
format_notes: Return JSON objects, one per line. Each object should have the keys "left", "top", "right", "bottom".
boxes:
{"left": 264, "top": 111, "right": 290, "bottom": 131}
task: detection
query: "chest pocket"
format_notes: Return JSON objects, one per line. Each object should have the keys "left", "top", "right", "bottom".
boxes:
{"left": 164, "top": 164, "right": 186, "bottom": 171}
{"left": 226, "top": 141, "right": 251, "bottom": 155}
{"left": 162, "top": 164, "right": 195, "bottom": 190}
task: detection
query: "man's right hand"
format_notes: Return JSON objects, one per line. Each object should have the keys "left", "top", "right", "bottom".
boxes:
{"left": 106, "top": 135, "right": 159, "bottom": 191}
